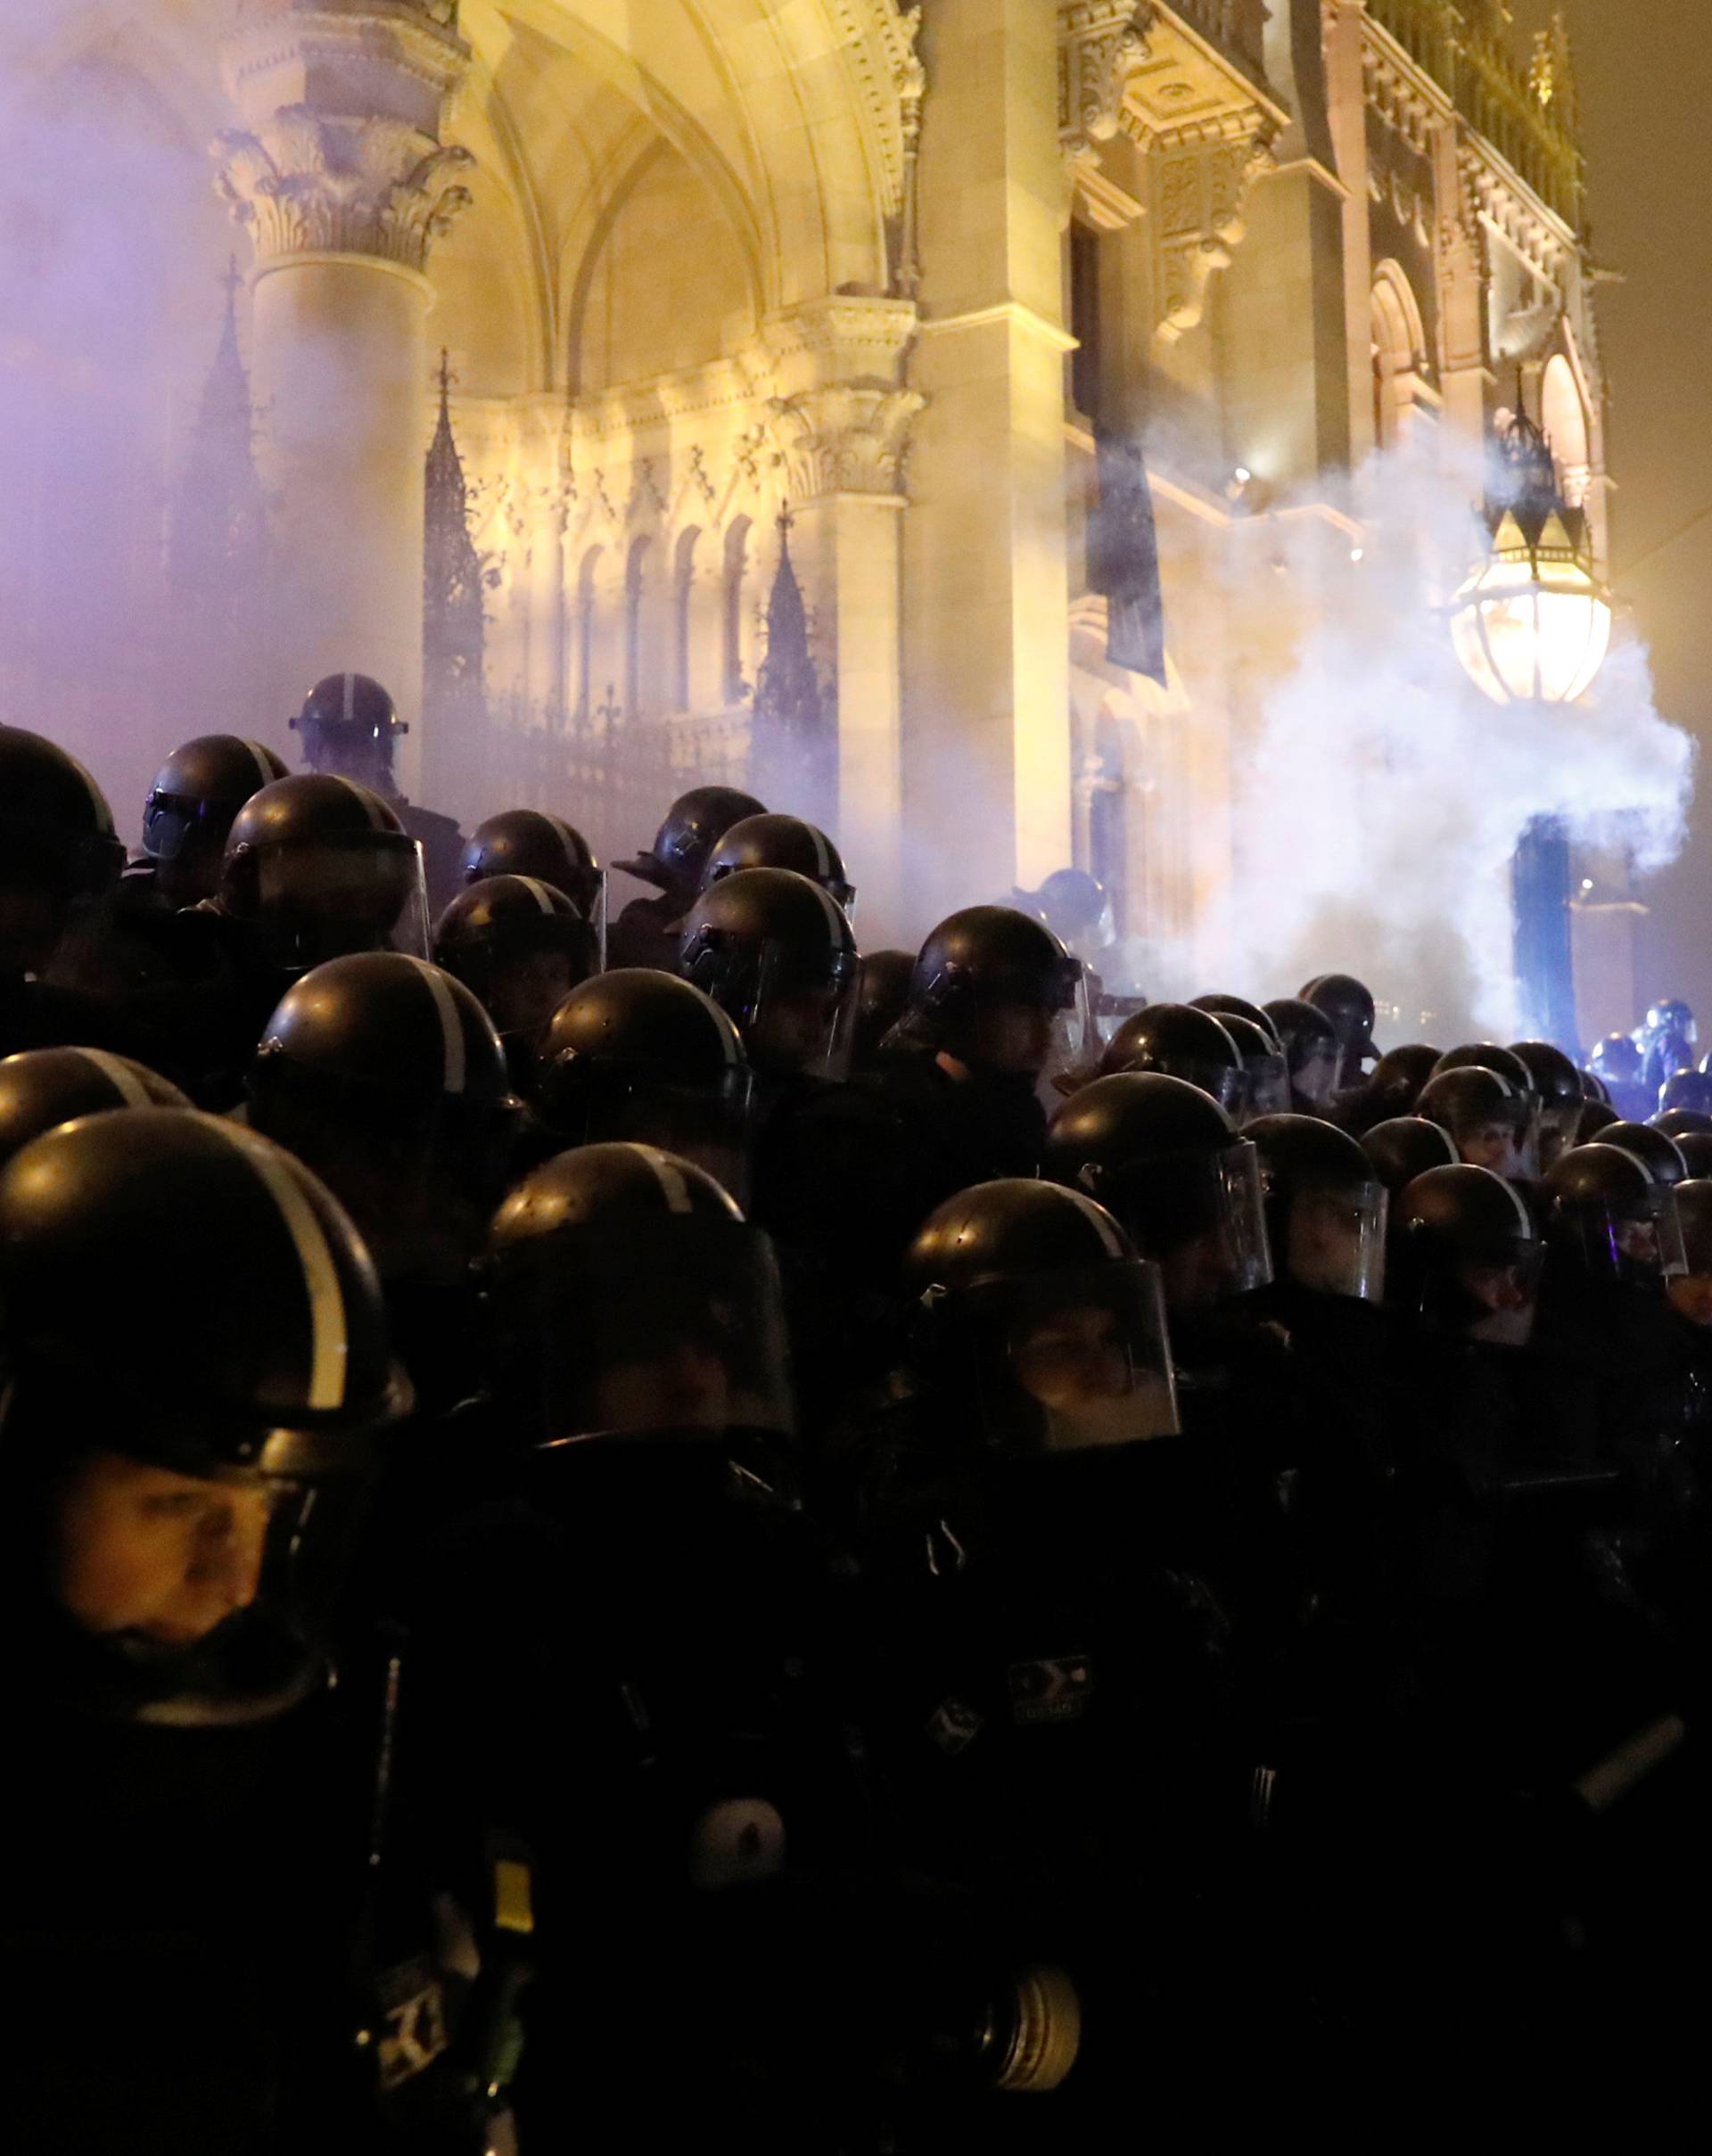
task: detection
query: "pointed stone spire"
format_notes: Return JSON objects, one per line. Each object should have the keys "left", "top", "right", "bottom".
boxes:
{"left": 422, "top": 350, "right": 488, "bottom": 795}
{"left": 165, "top": 260, "right": 270, "bottom": 722}
{"left": 1528, "top": 10, "right": 1580, "bottom": 136}
{"left": 750, "top": 508, "right": 833, "bottom": 818}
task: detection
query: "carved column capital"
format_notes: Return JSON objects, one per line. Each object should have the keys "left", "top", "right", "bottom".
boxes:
{"left": 216, "top": 2, "right": 473, "bottom": 273}
{"left": 765, "top": 385, "right": 928, "bottom": 503}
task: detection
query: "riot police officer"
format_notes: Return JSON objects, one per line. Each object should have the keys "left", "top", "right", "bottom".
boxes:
{"left": 0, "top": 724, "right": 128, "bottom": 1053}
{"left": 1299, "top": 971, "right": 1379, "bottom": 1090}
{"left": 609, "top": 783, "right": 766, "bottom": 970}
{"left": 130, "top": 734, "right": 290, "bottom": 909}
{"left": 701, "top": 811, "right": 856, "bottom": 910}
{"left": 852, "top": 948, "right": 915, "bottom": 1075}
{"left": 1341, "top": 1041, "right": 1442, "bottom": 1134}
{"left": 1360, "top": 1113, "right": 1459, "bottom": 1198}
{"left": 0, "top": 1107, "right": 411, "bottom": 2147}
{"left": 0, "top": 1043, "right": 187, "bottom": 1171}
{"left": 459, "top": 807, "right": 604, "bottom": 923}
{"left": 1263, "top": 995, "right": 1342, "bottom": 1114}
{"left": 534, "top": 967, "right": 754, "bottom": 1203}
{"left": 1415, "top": 1064, "right": 1536, "bottom": 1181}
{"left": 432, "top": 875, "right": 600, "bottom": 1084}
{"left": 1510, "top": 1039, "right": 1589, "bottom": 1173}
{"left": 290, "top": 672, "right": 466, "bottom": 912}
{"left": 1099, "top": 1001, "right": 1246, "bottom": 1115}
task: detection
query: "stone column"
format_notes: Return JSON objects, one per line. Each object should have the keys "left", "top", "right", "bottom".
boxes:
{"left": 214, "top": 0, "right": 473, "bottom": 799}
{"left": 902, "top": 0, "right": 1077, "bottom": 926}
{"left": 759, "top": 299, "right": 922, "bottom": 942}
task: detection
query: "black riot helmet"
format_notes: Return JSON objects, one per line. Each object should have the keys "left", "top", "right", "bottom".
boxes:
{"left": 1430, "top": 1042, "right": 1536, "bottom": 1099}
{"left": 1189, "top": 993, "right": 1280, "bottom": 1045}
{"left": 891, "top": 906, "right": 1088, "bottom": 1082}
{"left": 1415, "top": 1065, "right": 1535, "bottom": 1181}
{"left": 853, "top": 948, "right": 916, "bottom": 1072}
{"left": 1391, "top": 1164, "right": 1543, "bottom": 1345}
{"left": 1099, "top": 1003, "right": 1245, "bottom": 1115}
{"left": 0, "top": 1046, "right": 188, "bottom": 1172}
{"left": 1590, "top": 1033, "right": 1642, "bottom": 1084}
{"left": 1262, "top": 997, "right": 1341, "bottom": 1111}
{"left": 1674, "top": 1131, "right": 1712, "bottom": 1179}
{"left": 618, "top": 786, "right": 768, "bottom": 907}
{"left": 0, "top": 1107, "right": 407, "bottom": 1723}
{"left": 432, "top": 876, "right": 600, "bottom": 1048}
{"left": 1599, "top": 1119, "right": 1689, "bottom": 1190}
{"left": 679, "top": 867, "right": 858, "bottom": 1081}
{"left": 218, "top": 774, "right": 429, "bottom": 972}
{"left": 140, "top": 735, "right": 290, "bottom": 904}
{"left": 902, "top": 1179, "right": 1178, "bottom": 1458}
{"left": 703, "top": 813, "right": 855, "bottom": 913}
{"left": 1217, "top": 1012, "right": 1292, "bottom": 1122}
{"left": 1510, "top": 1039, "right": 1587, "bottom": 1170}
{"left": 536, "top": 968, "right": 753, "bottom": 1204}
{"left": 1361, "top": 1115, "right": 1459, "bottom": 1198}
{"left": 1014, "top": 868, "right": 1113, "bottom": 951}
{"left": 1246, "top": 1113, "right": 1387, "bottom": 1300}
{"left": 1360, "top": 1043, "right": 1443, "bottom": 1124}
{"left": 248, "top": 952, "right": 514, "bottom": 1280}
{"left": 1045, "top": 1072, "right": 1272, "bottom": 1312}
{"left": 486, "top": 1142, "right": 794, "bottom": 1461}
{"left": 1577, "top": 1099, "right": 1620, "bottom": 1141}
{"left": 1543, "top": 1141, "right": 1687, "bottom": 1285}
{"left": 1300, "top": 972, "right": 1378, "bottom": 1076}
{"left": 0, "top": 725, "right": 125, "bottom": 975}
{"left": 1654, "top": 1105, "right": 1712, "bottom": 1140}
{"left": 1646, "top": 996, "right": 1697, "bottom": 1045}
{"left": 460, "top": 809, "right": 604, "bottom": 923}
{"left": 289, "top": 671, "right": 407, "bottom": 793}
{"left": 1657, "top": 1070, "right": 1712, "bottom": 1120}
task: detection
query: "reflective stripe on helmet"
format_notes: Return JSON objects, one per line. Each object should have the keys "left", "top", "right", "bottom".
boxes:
{"left": 809, "top": 824, "right": 832, "bottom": 878}
{"left": 342, "top": 672, "right": 357, "bottom": 728}
{"left": 328, "top": 774, "right": 388, "bottom": 828}
{"left": 1072, "top": 1189, "right": 1129, "bottom": 1259}
{"left": 212, "top": 1123, "right": 349, "bottom": 1412}
{"left": 516, "top": 876, "right": 559, "bottom": 917}
{"left": 640, "top": 1145, "right": 696, "bottom": 1214}
{"left": 410, "top": 958, "right": 467, "bottom": 1096}
{"left": 804, "top": 876, "right": 849, "bottom": 946}
{"left": 72, "top": 1049, "right": 152, "bottom": 1108}
{"left": 242, "top": 739, "right": 276, "bottom": 790}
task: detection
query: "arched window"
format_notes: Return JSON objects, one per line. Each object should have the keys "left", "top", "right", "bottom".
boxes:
{"left": 722, "top": 516, "right": 752, "bottom": 705}
{"left": 673, "top": 526, "right": 700, "bottom": 712}
{"left": 1370, "top": 263, "right": 1428, "bottom": 450}
{"left": 575, "top": 546, "right": 603, "bottom": 724}
{"left": 1541, "top": 353, "right": 1593, "bottom": 508}
{"left": 623, "top": 535, "right": 651, "bottom": 718}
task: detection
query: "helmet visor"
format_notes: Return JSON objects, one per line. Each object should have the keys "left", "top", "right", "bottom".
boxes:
{"left": 737, "top": 943, "right": 860, "bottom": 1082}
{"left": 252, "top": 834, "right": 430, "bottom": 970}
{"left": 544, "top": 1065, "right": 756, "bottom": 1210}
{"left": 1037, "top": 967, "right": 1098, "bottom": 1098}
{"left": 505, "top": 1218, "right": 795, "bottom": 1446}
{"left": 1281, "top": 1181, "right": 1387, "bottom": 1301}
{"left": 1292, "top": 1046, "right": 1340, "bottom": 1109}
{"left": 1240, "top": 1050, "right": 1293, "bottom": 1123}
{"left": 1097, "top": 1140, "right": 1273, "bottom": 1308}
{"left": 994, "top": 1264, "right": 1179, "bottom": 1453}
{"left": 39, "top": 1444, "right": 369, "bottom": 1726}
{"left": 1561, "top": 1188, "right": 1688, "bottom": 1284}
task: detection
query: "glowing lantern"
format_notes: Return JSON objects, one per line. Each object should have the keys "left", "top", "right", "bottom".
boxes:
{"left": 1451, "top": 412, "right": 1612, "bottom": 706}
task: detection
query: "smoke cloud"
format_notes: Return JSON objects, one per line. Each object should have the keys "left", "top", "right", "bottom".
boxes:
{"left": 1198, "top": 432, "right": 1692, "bottom": 1043}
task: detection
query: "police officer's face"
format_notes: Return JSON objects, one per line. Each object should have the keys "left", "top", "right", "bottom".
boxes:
{"left": 1013, "top": 1305, "right": 1131, "bottom": 1411}
{"left": 1537, "top": 1109, "right": 1580, "bottom": 1174}
{"left": 595, "top": 1338, "right": 733, "bottom": 1432}
{"left": 53, "top": 1452, "right": 268, "bottom": 1649}
{"left": 1459, "top": 1260, "right": 1537, "bottom": 1345}
{"left": 1457, "top": 1120, "right": 1524, "bottom": 1176}
{"left": 1288, "top": 1193, "right": 1373, "bottom": 1296}
{"left": 490, "top": 951, "right": 580, "bottom": 1038}
{"left": 969, "top": 1002, "right": 1055, "bottom": 1078}
{"left": 1295, "top": 1049, "right": 1338, "bottom": 1107}
{"left": 749, "top": 986, "right": 838, "bottom": 1074}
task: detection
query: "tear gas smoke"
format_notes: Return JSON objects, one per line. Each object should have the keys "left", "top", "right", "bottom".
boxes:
{"left": 1194, "top": 432, "right": 1691, "bottom": 1044}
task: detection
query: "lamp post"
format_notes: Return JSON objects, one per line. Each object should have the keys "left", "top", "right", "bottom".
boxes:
{"left": 1451, "top": 411, "right": 1614, "bottom": 1049}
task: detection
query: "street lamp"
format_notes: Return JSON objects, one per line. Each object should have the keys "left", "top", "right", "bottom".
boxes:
{"left": 1451, "top": 411, "right": 1612, "bottom": 706}
{"left": 1450, "top": 410, "right": 1614, "bottom": 1052}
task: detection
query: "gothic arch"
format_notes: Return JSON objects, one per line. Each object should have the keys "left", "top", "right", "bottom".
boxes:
{"left": 1370, "top": 260, "right": 1428, "bottom": 449}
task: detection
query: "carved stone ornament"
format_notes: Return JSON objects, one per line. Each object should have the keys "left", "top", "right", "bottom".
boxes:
{"left": 1058, "top": 3, "right": 1152, "bottom": 165}
{"left": 1149, "top": 123, "right": 1274, "bottom": 341}
{"left": 214, "top": 108, "right": 474, "bottom": 270}
{"left": 765, "top": 385, "right": 927, "bottom": 501}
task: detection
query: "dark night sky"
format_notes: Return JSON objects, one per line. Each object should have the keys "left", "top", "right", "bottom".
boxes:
{"left": 1509, "top": 0, "right": 1712, "bottom": 1021}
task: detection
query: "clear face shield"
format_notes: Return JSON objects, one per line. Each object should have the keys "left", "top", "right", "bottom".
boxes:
{"left": 1036, "top": 966, "right": 1098, "bottom": 1101}
{"left": 545, "top": 1063, "right": 757, "bottom": 1210}
{"left": 1536, "top": 1103, "right": 1582, "bottom": 1175}
{"left": 1279, "top": 1181, "right": 1388, "bottom": 1301}
{"left": 1292, "top": 1044, "right": 1340, "bottom": 1109}
{"left": 250, "top": 833, "right": 430, "bottom": 973}
{"left": 506, "top": 1217, "right": 795, "bottom": 1452}
{"left": 35, "top": 1425, "right": 370, "bottom": 1725}
{"left": 731, "top": 945, "right": 860, "bottom": 1082}
{"left": 1451, "top": 1109, "right": 1539, "bottom": 1185}
{"left": 1239, "top": 1049, "right": 1293, "bottom": 1124}
{"left": 1089, "top": 1140, "right": 1274, "bottom": 1313}
{"left": 1561, "top": 1189, "right": 1688, "bottom": 1287}
{"left": 942, "top": 1263, "right": 1180, "bottom": 1458}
